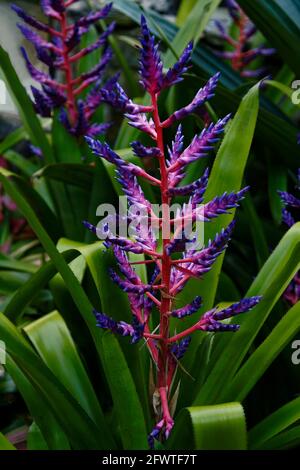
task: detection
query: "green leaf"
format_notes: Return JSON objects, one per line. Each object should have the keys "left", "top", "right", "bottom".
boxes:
{"left": 4, "top": 251, "right": 77, "bottom": 323}
{"left": 5, "top": 355, "right": 70, "bottom": 450}
{"left": 164, "top": 0, "right": 222, "bottom": 68}
{"left": 167, "top": 403, "right": 247, "bottom": 450}
{"left": 260, "top": 426, "right": 300, "bottom": 450}
{"left": 0, "top": 252, "right": 36, "bottom": 274}
{"left": 52, "top": 114, "right": 82, "bottom": 164}
{"left": 242, "top": 194, "right": 269, "bottom": 269}
{"left": 0, "top": 127, "right": 27, "bottom": 155}
{"left": 0, "top": 168, "right": 61, "bottom": 242}
{"left": 263, "top": 426, "right": 300, "bottom": 450}
{"left": 34, "top": 164, "right": 94, "bottom": 190}
{"left": 4, "top": 150, "right": 38, "bottom": 177}
{"left": 102, "top": 333, "right": 148, "bottom": 450}
{"left": 176, "top": 0, "right": 198, "bottom": 25}
{"left": 0, "top": 46, "right": 54, "bottom": 164}
{"left": 0, "top": 313, "right": 114, "bottom": 449}
{"left": 56, "top": 238, "right": 151, "bottom": 440}
{"left": 27, "top": 422, "right": 48, "bottom": 451}
{"left": 248, "top": 396, "right": 300, "bottom": 449}
{"left": 221, "top": 301, "right": 300, "bottom": 402}
{"left": 0, "top": 167, "right": 110, "bottom": 389}
{"left": 0, "top": 432, "right": 16, "bottom": 450}
{"left": 264, "top": 79, "right": 300, "bottom": 109}
{"left": 24, "top": 311, "right": 107, "bottom": 430}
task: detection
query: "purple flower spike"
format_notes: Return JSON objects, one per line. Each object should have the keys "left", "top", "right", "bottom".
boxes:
{"left": 131, "top": 141, "right": 161, "bottom": 159}
{"left": 278, "top": 191, "right": 300, "bottom": 209}
{"left": 85, "top": 138, "right": 124, "bottom": 166}
{"left": 282, "top": 209, "right": 295, "bottom": 228}
{"left": 109, "top": 269, "right": 153, "bottom": 294}
{"left": 86, "top": 138, "right": 155, "bottom": 183}
{"left": 93, "top": 309, "right": 144, "bottom": 344}
{"left": 139, "top": 15, "right": 164, "bottom": 94}
{"left": 112, "top": 246, "right": 140, "bottom": 284}
{"left": 83, "top": 220, "right": 146, "bottom": 254}
{"left": 170, "top": 336, "right": 192, "bottom": 359}
{"left": 100, "top": 81, "right": 153, "bottom": 115}
{"left": 278, "top": 170, "right": 300, "bottom": 304}
{"left": 117, "top": 168, "right": 151, "bottom": 211}
{"left": 214, "top": 1, "right": 275, "bottom": 78}
{"left": 213, "top": 296, "right": 262, "bottom": 321}
{"left": 168, "top": 168, "right": 209, "bottom": 198}
{"left": 171, "top": 297, "right": 202, "bottom": 319}
{"left": 31, "top": 86, "right": 53, "bottom": 117}
{"left": 198, "top": 187, "right": 249, "bottom": 222}
{"left": 77, "top": 3, "right": 113, "bottom": 28}
{"left": 21, "top": 47, "right": 57, "bottom": 87}
{"left": 162, "top": 73, "right": 221, "bottom": 127}
{"left": 126, "top": 113, "right": 157, "bottom": 140}
{"left": 169, "top": 115, "right": 231, "bottom": 172}
{"left": 176, "top": 222, "right": 235, "bottom": 281}
{"left": 165, "top": 233, "right": 196, "bottom": 256}
{"left": 41, "top": 0, "right": 64, "bottom": 19}
{"left": 11, "top": 4, "right": 50, "bottom": 32}
{"left": 17, "top": 24, "right": 54, "bottom": 52}
{"left": 168, "top": 125, "right": 184, "bottom": 165}
{"left": 197, "top": 296, "right": 261, "bottom": 333}
{"left": 162, "top": 41, "right": 193, "bottom": 89}
{"left": 148, "top": 420, "right": 164, "bottom": 449}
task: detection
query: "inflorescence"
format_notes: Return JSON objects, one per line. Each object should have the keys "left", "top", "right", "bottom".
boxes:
{"left": 12, "top": 0, "right": 115, "bottom": 137}
{"left": 214, "top": 0, "right": 275, "bottom": 78}
{"left": 84, "top": 15, "right": 261, "bottom": 447}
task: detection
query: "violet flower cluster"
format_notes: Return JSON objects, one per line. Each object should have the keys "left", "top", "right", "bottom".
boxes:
{"left": 278, "top": 171, "right": 300, "bottom": 305}
{"left": 84, "top": 16, "right": 261, "bottom": 448}
{"left": 214, "top": 0, "right": 275, "bottom": 78}
{"left": 12, "top": 0, "right": 115, "bottom": 137}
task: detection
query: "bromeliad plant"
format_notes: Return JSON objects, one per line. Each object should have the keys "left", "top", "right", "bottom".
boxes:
{"left": 214, "top": 0, "right": 275, "bottom": 78}
{"left": 1, "top": 0, "right": 300, "bottom": 453}
{"left": 12, "top": 0, "right": 115, "bottom": 137}
{"left": 84, "top": 16, "right": 261, "bottom": 447}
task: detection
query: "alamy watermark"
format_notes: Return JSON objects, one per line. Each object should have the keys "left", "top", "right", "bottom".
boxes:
{"left": 291, "top": 340, "right": 300, "bottom": 365}
{"left": 0, "top": 340, "right": 6, "bottom": 365}
{"left": 0, "top": 79, "right": 7, "bottom": 105}
{"left": 94, "top": 196, "right": 205, "bottom": 251}
{"left": 291, "top": 80, "right": 300, "bottom": 104}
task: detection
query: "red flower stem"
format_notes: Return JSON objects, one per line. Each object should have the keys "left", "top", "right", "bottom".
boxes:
{"left": 172, "top": 258, "right": 198, "bottom": 264}
{"left": 136, "top": 171, "right": 161, "bottom": 187}
{"left": 48, "top": 27, "right": 63, "bottom": 38}
{"left": 144, "top": 333, "right": 162, "bottom": 340}
{"left": 151, "top": 91, "right": 172, "bottom": 415}
{"left": 159, "top": 386, "right": 173, "bottom": 432}
{"left": 170, "top": 275, "right": 189, "bottom": 295}
{"left": 59, "top": 10, "right": 77, "bottom": 125}
{"left": 167, "top": 323, "right": 201, "bottom": 343}
{"left": 146, "top": 292, "right": 161, "bottom": 308}
{"left": 232, "top": 11, "right": 248, "bottom": 72}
